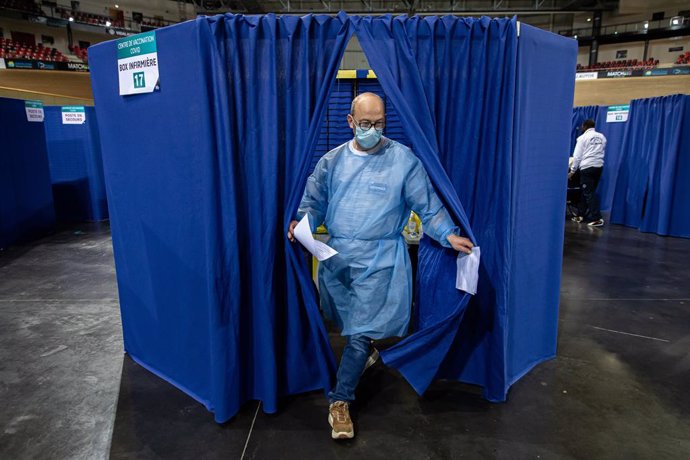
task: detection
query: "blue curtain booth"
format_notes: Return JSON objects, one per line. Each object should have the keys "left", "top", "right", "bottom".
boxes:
{"left": 0, "top": 97, "right": 55, "bottom": 249}
{"left": 354, "top": 17, "right": 575, "bottom": 401}
{"left": 89, "top": 14, "right": 576, "bottom": 421}
{"left": 570, "top": 105, "right": 629, "bottom": 211}
{"left": 43, "top": 106, "right": 108, "bottom": 223}
{"left": 610, "top": 94, "right": 690, "bottom": 238}
{"left": 89, "top": 14, "right": 353, "bottom": 423}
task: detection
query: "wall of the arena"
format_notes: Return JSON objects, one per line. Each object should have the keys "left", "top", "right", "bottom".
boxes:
{"left": 72, "top": 0, "right": 195, "bottom": 23}
{"left": 574, "top": 75, "right": 690, "bottom": 106}
{"left": 615, "top": 0, "right": 688, "bottom": 20}
{"left": 577, "top": 36, "right": 690, "bottom": 66}
{"left": 345, "top": 35, "right": 688, "bottom": 70}
{"left": 597, "top": 37, "right": 690, "bottom": 63}
{"left": 341, "top": 36, "right": 371, "bottom": 70}
{"left": 570, "top": 4, "right": 688, "bottom": 31}
{"left": 597, "top": 42, "right": 646, "bottom": 62}
{"left": 647, "top": 37, "right": 690, "bottom": 62}
{"left": 0, "top": 17, "right": 110, "bottom": 56}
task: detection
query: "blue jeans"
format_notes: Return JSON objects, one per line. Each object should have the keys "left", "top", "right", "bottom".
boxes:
{"left": 328, "top": 334, "right": 371, "bottom": 403}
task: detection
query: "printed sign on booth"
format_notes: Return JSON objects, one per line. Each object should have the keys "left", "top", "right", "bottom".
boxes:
{"left": 606, "top": 105, "right": 630, "bottom": 123}
{"left": 61, "top": 106, "right": 86, "bottom": 124}
{"left": 117, "top": 31, "right": 159, "bottom": 96}
{"left": 25, "top": 100, "right": 44, "bottom": 122}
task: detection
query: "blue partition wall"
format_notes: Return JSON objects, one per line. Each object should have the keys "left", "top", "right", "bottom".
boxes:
{"left": 611, "top": 95, "right": 690, "bottom": 237}
{"left": 0, "top": 98, "right": 55, "bottom": 249}
{"left": 506, "top": 24, "right": 576, "bottom": 390}
{"left": 573, "top": 97, "right": 689, "bottom": 232}
{"left": 43, "top": 106, "right": 108, "bottom": 222}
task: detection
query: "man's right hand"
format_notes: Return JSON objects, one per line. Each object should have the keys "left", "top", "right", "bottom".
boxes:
{"left": 287, "top": 220, "right": 298, "bottom": 242}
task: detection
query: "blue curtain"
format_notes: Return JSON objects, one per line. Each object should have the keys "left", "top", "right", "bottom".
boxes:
{"left": 354, "top": 18, "right": 575, "bottom": 400}
{"left": 352, "top": 15, "right": 495, "bottom": 395}
{"left": 0, "top": 97, "right": 55, "bottom": 249}
{"left": 43, "top": 107, "right": 108, "bottom": 222}
{"left": 89, "top": 14, "right": 352, "bottom": 422}
{"left": 594, "top": 106, "right": 627, "bottom": 211}
{"left": 353, "top": 16, "right": 576, "bottom": 402}
{"left": 610, "top": 95, "right": 690, "bottom": 237}
{"left": 571, "top": 105, "right": 598, "bottom": 151}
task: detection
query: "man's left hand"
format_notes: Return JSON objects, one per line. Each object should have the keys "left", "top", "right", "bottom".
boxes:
{"left": 447, "top": 235, "right": 474, "bottom": 254}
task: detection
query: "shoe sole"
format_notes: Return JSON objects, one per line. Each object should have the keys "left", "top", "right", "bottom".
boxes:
{"left": 328, "top": 414, "right": 354, "bottom": 440}
{"left": 588, "top": 222, "right": 604, "bottom": 227}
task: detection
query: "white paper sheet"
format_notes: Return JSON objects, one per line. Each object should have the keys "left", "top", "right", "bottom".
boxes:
{"left": 456, "top": 246, "right": 481, "bottom": 295}
{"left": 294, "top": 214, "right": 338, "bottom": 262}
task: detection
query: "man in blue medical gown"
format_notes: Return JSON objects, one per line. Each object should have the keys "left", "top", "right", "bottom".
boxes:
{"left": 287, "top": 93, "right": 473, "bottom": 440}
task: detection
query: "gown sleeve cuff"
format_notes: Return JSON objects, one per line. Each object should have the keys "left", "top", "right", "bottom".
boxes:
{"left": 439, "top": 226, "right": 459, "bottom": 248}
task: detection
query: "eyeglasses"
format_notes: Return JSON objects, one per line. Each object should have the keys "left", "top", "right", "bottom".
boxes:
{"left": 352, "top": 117, "right": 385, "bottom": 130}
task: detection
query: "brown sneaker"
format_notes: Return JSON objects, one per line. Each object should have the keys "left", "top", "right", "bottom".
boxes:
{"left": 328, "top": 401, "right": 354, "bottom": 440}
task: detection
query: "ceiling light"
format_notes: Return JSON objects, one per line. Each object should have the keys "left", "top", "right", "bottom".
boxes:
{"left": 68, "top": 16, "right": 74, "bottom": 22}
{"left": 643, "top": 21, "right": 649, "bottom": 29}
{"left": 574, "top": 34, "right": 578, "bottom": 39}
{"left": 586, "top": 18, "right": 591, "bottom": 22}
{"left": 115, "top": 4, "right": 119, "bottom": 8}
{"left": 105, "top": 20, "right": 111, "bottom": 27}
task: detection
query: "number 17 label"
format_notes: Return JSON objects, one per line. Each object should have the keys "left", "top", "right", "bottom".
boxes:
{"left": 133, "top": 72, "right": 145, "bottom": 88}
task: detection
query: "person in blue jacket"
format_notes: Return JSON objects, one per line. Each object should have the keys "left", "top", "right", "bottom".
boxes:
{"left": 287, "top": 92, "right": 473, "bottom": 440}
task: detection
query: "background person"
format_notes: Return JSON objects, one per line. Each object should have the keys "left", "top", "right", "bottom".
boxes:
{"left": 569, "top": 119, "right": 606, "bottom": 227}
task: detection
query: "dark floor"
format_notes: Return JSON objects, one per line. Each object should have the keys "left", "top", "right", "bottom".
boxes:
{"left": 1, "top": 222, "right": 689, "bottom": 459}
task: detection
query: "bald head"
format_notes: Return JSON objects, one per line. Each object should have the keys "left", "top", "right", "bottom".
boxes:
{"left": 347, "top": 92, "right": 386, "bottom": 147}
{"left": 347, "top": 92, "right": 386, "bottom": 150}
{"left": 350, "top": 92, "right": 385, "bottom": 119}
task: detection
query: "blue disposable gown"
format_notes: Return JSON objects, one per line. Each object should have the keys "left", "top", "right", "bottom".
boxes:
{"left": 297, "top": 138, "right": 457, "bottom": 339}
